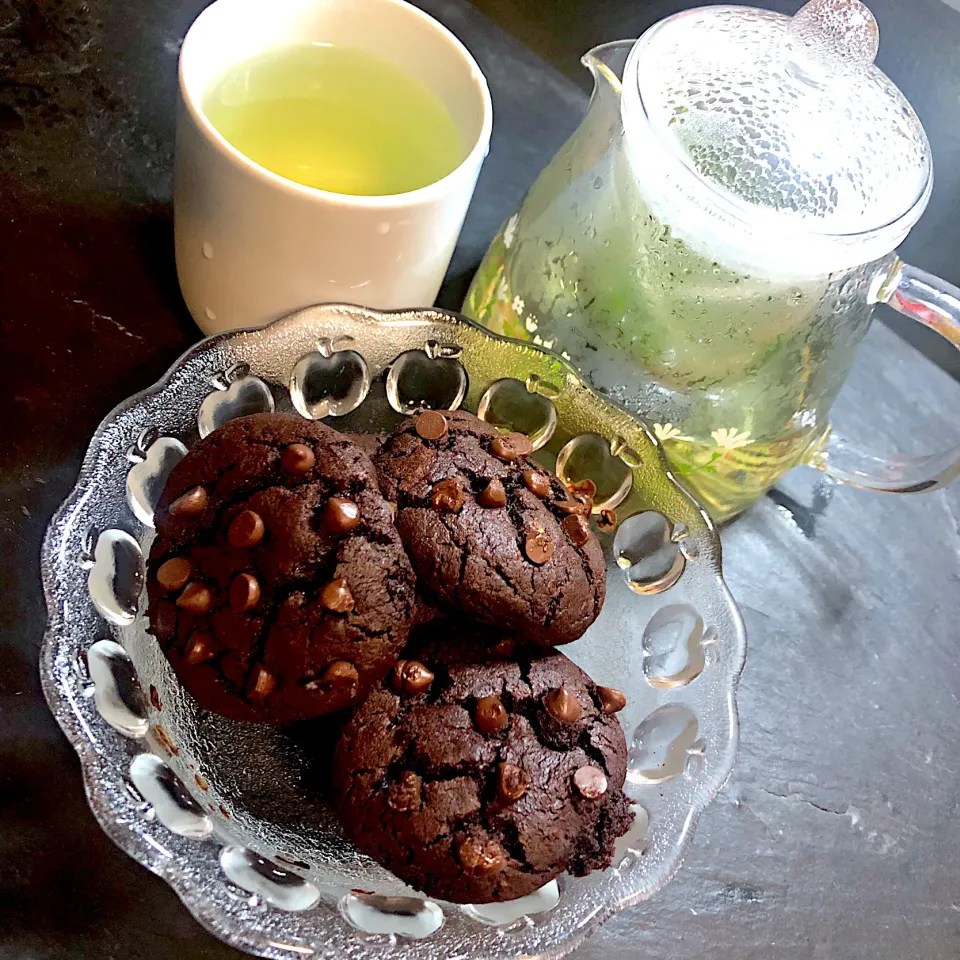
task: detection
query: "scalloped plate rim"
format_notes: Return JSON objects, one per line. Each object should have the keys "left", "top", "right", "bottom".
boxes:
{"left": 39, "top": 302, "right": 747, "bottom": 960}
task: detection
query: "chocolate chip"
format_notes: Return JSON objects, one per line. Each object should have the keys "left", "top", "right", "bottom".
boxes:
{"left": 404, "top": 663, "right": 434, "bottom": 693}
{"left": 507, "top": 432, "right": 534, "bottom": 457}
{"left": 458, "top": 837, "right": 507, "bottom": 875}
{"left": 573, "top": 491, "right": 595, "bottom": 514}
{"left": 321, "top": 659, "right": 359, "bottom": 692}
{"left": 490, "top": 431, "right": 532, "bottom": 462}
{"left": 281, "top": 443, "right": 315, "bottom": 474}
{"left": 522, "top": 468, "right": 551, "bottom": 498}
{"left": 497, "top": 763, "right": 529, "bottom": 803}
{"left": 183, "top": 631, "right": 215, "bottom": 665}
{"left": 156, "top": 557, "right": 191, "bottom": 592}
{"left": 545, "top": 686, "right": 582, "bottom": 724}
{"left": 562, "top": 513, "right": 591, "bottom": 546}
{"left": 169, "top": 486, "right": 207, "bottom": 516}
{"left": 597, "top": 685, "right": 627, "bottom": 715}
{"left": 229, "top": 572, "right": 260, "bottom": 612}
{"left": 555, "top": 498, "right": 590, "bottom": 517}
{"left": 390, "top": 660, "right": 408, "bottom": 691}
{"left": 567, "top": 478, "right": 598, "bottom": 499}
{"left": 430, "top": 477, "right": 464, "bottom": 512}
{"left": 474, "top": 695, "right": 508, "bottom": 734}
{"left": 387, "top": 771, "right": 422, "bottom": 812}
{"left": 573, "top": 765, "right": 608, "bottom": 799}
{"left": 490, "top": 436, "right": 517, "bottom": 462}
{"left": 247, "top": 664, "right": 277, "bottom": 702}
{"left": 357, "top": 894, "right": 421, "bottom": 914}
{"left": 321, "top": 578, "right": 354, "bottom": 613}
{"left": 391, "top": 659, "right": 435, "bottom": 695}
{"left": 323, "top": 496, "right": 360, "bottom": 534}
{"left": 523, "top": 525, "right": 555, "bottom": 565}
{"left": 478, "top": 476, "right": 507, "bottom": 508}
{"left": 228, "top": 509, "right": 265, "bottom": 548}
{"left": 415, "top": 410, "right": 448, "bottom": 441}
{"left": 176, "top": 582, "right": 213, "bottom": 615}
{"left": 597, "top": 509, "right": 617, "bottom": 531}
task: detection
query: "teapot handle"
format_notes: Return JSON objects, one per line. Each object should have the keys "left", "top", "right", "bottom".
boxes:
{"left": 811, "top": 258, "right": 960, "bottom": 493}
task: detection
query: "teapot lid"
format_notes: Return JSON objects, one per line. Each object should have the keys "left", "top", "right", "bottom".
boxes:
{"left": 625, "top": 0, "right": 931, "bottom": 244}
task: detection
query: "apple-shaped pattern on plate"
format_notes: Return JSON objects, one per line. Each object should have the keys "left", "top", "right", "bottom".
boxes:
{"left": 83, "top": 528, "right": 144, "bottom": 626}
{"left": 476, "top": 376, "right": 558, "bottom": 451}
{"left": 125, "top": 428, "right": 187, "bottom": 527}
{"left": 613, "top": 512, "right": 686, "bottom": 595}
{"left": 555, "top": 433, "right": 633, "bottom": 513}
{"left": 461, "top": 880, "right": 561, "bottom": 928}
{"left": 129, "top": 754, "right": 213, "bottom": 839}
{"left": 86, "top": 639, "right": 149, "bottom": 737}
{"left": 341, "top": 893, "right": 445, "bottom": 939}
{"left": 627, "top": 704, "right": 702, "bottom": 787}
{"left": 642, "top": 604, "right": 713, "bottom": 688}
{"left": 385, "top": 341, "right": 468, "bottom": 414}
{"left": 219, "top": 846, "right": 321, "bottom": 912}
{"left": 290, "top": 336, "right": 371, "bottom": 419}
{"left": 198, "top": 363, "right": 275, "bottom": 438}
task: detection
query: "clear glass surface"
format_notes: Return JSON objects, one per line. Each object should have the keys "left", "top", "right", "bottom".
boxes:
{"left": 41, "top": 304, "right": 746, "bottom": 960}
{"left": 464, "top": 19, "right": 959, "bottom": 521}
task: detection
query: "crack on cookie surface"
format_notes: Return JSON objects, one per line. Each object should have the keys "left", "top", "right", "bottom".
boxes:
{"left": 147, "top": 414, "right": 416, "bottom": 724}
{"left": 374, "top": 411, "right": 606, "bottom": 647}
{"left": 332, "top": 637, "right": 632, "bottom": 903}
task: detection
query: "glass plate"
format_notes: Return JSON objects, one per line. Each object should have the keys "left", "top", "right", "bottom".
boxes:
{"left": 40, "top": 304, "right": 746, "bottom": 960}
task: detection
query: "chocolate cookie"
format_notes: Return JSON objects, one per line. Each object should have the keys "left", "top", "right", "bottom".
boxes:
{"left": 373, "top": 410, "right": 606, "bottom": 646}
{"left": 332, "top": 638, "right": 632, "bottom": 903}
{"left": 344, "top": 432, "right": 385, "bottom": 462}
{"left": 146, "top": 414, "right": 417, "bottom": 724}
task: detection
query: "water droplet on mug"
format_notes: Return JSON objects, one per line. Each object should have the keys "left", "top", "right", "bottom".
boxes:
{"left": 202, "top": 241, "right": 214, "bottom": 259}
{"left": 205, "top": 307, "right": 216, "bottom": 321}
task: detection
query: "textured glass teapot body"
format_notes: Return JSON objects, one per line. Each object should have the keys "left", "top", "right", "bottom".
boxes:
{"left": 464, "top": 41, "right": 890, "bottom": 521}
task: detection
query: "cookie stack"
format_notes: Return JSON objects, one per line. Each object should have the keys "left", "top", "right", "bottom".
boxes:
{"left": 147, "top": 411, "right": 633, "bottom": 903}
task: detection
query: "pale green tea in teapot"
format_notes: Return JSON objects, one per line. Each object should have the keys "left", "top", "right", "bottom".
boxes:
{"left": 465, "top": 1, "right": 960, "bottom": 520}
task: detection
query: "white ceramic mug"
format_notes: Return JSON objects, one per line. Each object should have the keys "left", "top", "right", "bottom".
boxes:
{"left": 175, "top": 0, "right": 493, "bottom": 335}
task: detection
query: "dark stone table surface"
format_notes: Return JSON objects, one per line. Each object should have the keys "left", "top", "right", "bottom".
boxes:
{"left": 1, "top": 1, "right": 959, "bottom": 958}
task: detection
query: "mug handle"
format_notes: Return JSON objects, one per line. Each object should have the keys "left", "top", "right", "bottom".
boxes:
{"left": 810, "top": 258, "right": 960, "bottom": 493}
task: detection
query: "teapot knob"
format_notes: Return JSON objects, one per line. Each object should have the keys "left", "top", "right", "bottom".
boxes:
{"left": 787, "top": 0, "right": 879, "bottom": 82}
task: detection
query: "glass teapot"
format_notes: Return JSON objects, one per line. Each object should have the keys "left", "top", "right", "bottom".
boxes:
{"left": 463, "top": 0, "right": 960, "bottom": 521}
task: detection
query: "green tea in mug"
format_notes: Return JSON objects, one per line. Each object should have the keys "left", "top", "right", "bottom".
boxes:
{"left": 204, "top": 44, "right": 466, "bottom": 196}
